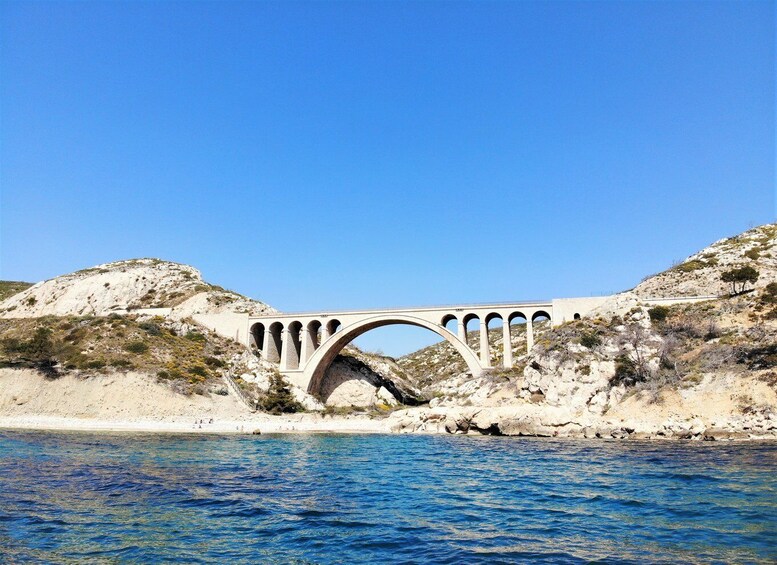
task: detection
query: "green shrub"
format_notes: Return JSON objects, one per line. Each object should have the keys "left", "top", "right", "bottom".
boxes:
{"left": 139, "top": 321, "right": 161, "bottom": 336}
{"left": 762, "top": 282, "right": 777, "bottom": 304}
{"left": 185, "top": 331, "right": 206, "bottom": 343}
{"left": 648, "top": 306, "right": 670, "bottom": 323}
{"left": 745, "top": 249, "right": 760, "bottom": 260}
{"left": 204, "top": 356, "right": 224, "bottom": 368}
{"left": 610, "top": 355, "right": 643, "bottom": 387}
{"left": 737, "top": 344, "right": 777, "bottom": 370}
{"left": 124, "top": 341, "right": 149, "bottom": 354}
{"left": 579, "top": 331, "right": 601, "bottom": 349}
{"left": 674, "top": 260, "right": 707, "bottom": 272}
{"left": 85, "top": 359, "right": 106, "bottom": 369}
{"left": 259, "top": 373, "right": 303, "bottom": 414}
{"left": 188, "top": 365, "right": 208, "bottom": 377}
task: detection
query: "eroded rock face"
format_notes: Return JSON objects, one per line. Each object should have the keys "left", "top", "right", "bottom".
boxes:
{"left": 387, "top": 401, "right": 777, "bottom": 439}
{"left": 320, "top": 353, "right": 423, "bottom": 407}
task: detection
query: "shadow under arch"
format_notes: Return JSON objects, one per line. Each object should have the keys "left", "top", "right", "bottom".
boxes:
{"left": 304, "top": 314, "right": 484, "bottom": 397}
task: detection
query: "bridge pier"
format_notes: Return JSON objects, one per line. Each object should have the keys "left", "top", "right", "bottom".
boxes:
{"left": 479, "top": 322, "right": 490, "bottom": 367}
{"left": 502, "top": 319, "right": 512, "bottom": 368}
{"left": 301, "top": 325, "right": 319, "bottom": 364}
{"left": 526, "top": 320, "right": 534, "bottom": 353}
{"left": 280, "top": 325, "right": 302, "bottom": 370}
{"left": 264, "top": 322, "right": 282, "bottom": 363}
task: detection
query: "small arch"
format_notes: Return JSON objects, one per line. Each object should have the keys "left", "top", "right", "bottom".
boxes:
{"left": 508, "top": 312, "right": 528, "bottom": 357}
{"left": 326, "top": 319, "right": 341, "bottom": 336}
{"left": 485, "top": 312, "right": 504, "bottom": 366}
{"left": 532, "top": 310, "right": 551, "bottom": 323}
{"left": 249, "top": 322, "right": 265, "bottom": 352}
{"left": 462, "top": 313, "right": 479, "bottom": 347}
{"left": 573, "top": 313, "right": 581, "bottom": 320}
{"left": 307, "top": 320, "right": 322, "bottom": 349}
{"left": 441, "top": 313, "right": 457, "bottom": 328}
{"left": 508, "top": 311, "right": 527, "bottom": 325}
{"left": 267, "top": 322, "right": 284, "bottom": 363}
{"left": 485, "top": 312, "right": 503, "bottom": 326}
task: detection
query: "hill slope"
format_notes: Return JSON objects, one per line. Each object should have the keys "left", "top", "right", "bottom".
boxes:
{"left": 0, "top": 258, "right": 419, "bottom": 412}
{"left": 633, "top": 223, "right": 776, "bottom": 298}
{"left": 390, "top": 223, "right": 777, "bottom": 438}
{"left": 0, "top": 258, "right": 275, "bottom": 319}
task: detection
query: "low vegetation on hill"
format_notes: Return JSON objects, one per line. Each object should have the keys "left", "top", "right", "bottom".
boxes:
{"left": 0, "top": 281, "right": 32, "bottom": 302}
{"left": 0, "top": 314, "right": 243, "bottom": 396}
{"left": 398, "top": 322, "right": 541, "bottom": 391}
{"left": 634, "top": 223, "right": 776, "bottom": 298}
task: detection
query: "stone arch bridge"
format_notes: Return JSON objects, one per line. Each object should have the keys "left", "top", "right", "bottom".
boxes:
{"left": 237, "top": 297, "right": 608, "bottom": 395}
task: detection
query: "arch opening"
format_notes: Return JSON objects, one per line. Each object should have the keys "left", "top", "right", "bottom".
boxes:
{"left": 532, "top": 310, "right": 551, "bottom": 323}
{"left": 508, "top": 312, "right": 528, "bottom": 357}
{"left": 325, "top": 319, "right": 341, "bottom": 339}
{"left": 573, "top": 313, "right": 581, "bottom": 320}
{"left": 441, "top": 314, "right": 457, "bottom": 334}
{"left": 250, "top": 322, "right": 265, "bottom": 353}
{"left": 306, "top": 315, "right": 483, "bottom": 397}
{"left": 462, "top": 313, "right": 480, "bottom": 348}
{"left": 285, "top": 321, "right": 303, "bottom": 370}
{"left": 485, "top": 312, "right": 504, "bottom": 367}
{"left": 306, "top": 320, "right": 322, "bottom": 359}
{"left": 267, "top": 322, "right": 283, "bottom": 363}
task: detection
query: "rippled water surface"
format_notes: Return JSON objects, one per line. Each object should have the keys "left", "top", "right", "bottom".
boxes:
{"left": 0, "top": 432, "right": 775, "bottom": 563}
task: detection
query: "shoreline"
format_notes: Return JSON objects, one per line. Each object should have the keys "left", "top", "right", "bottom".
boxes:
{"left": 0, "top": 414, "right": 394, "bottom": 435}
{"left": 1, "top": 415, "right": 775, "bottom": 441}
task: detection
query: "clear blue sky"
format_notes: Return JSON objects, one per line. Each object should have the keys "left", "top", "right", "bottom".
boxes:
{"left": 1, "top": 1, "right": 774, "bottom": 355}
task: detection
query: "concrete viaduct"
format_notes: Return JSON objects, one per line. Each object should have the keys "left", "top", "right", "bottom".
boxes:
{"left": 237, "top": 297, "right": 610, "bottom": 395}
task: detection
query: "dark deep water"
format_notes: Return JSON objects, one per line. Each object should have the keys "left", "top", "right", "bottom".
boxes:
{"left": 0, "top": 431, "right": 775, "bottom": 564}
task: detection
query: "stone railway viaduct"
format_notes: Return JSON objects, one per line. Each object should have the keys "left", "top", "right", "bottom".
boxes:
{"left": 229, "top": 296, "right": 610, "bottom": 395}
{"left": 186, "top": 294, "right": 714, "bottom": 396}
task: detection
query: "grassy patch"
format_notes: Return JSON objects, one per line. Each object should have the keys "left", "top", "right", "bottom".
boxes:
{"left": 0, "top": 314, "right": 242, "bottom": 395}
{"left": 0, "top": 281, "right": 33, "bottom": 302}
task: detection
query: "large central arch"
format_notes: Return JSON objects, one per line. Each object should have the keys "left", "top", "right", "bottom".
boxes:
{"left": 302, "top": 314, "right": 485, "bottom": 396}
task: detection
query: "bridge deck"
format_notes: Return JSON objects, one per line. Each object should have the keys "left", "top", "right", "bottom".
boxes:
{"left": 248, "top": 300, "right": 553, "bottom": 320}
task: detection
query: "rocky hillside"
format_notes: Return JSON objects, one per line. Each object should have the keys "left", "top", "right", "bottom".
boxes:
{"left": 0, "top": 258, "right": 418, "bottom": 411}
{"left": 1, "top": 223, "right": 775, "bottom": 435}
{"left": 390, "top": 223, "right": 777, "bottom": 438}
{"left": 633, "top": 223, "right": 776, "bottom": 298}
{"left": 0, "top": 258, "right": 275, "bottom": 319}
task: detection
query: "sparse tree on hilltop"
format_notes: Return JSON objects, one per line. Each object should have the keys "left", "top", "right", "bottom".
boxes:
{"left": 721, "top": 266, "right": 759, "bottom": 295}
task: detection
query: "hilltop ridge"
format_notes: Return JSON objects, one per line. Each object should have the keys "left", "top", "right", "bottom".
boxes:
{"left": 0, "top": 258, "right": 275, "bottom": 319}
{"left": 634, "top": 223, "right": 777, "bottom": 298}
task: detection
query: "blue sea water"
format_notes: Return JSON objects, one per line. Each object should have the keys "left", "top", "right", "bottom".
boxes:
{"left": 0, "top": 432, "right": 774, "bottom": 564}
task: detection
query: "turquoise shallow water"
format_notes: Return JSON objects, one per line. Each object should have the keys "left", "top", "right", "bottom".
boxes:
{"left": 0, "top": 432, "right": 775, "bottom": 563}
